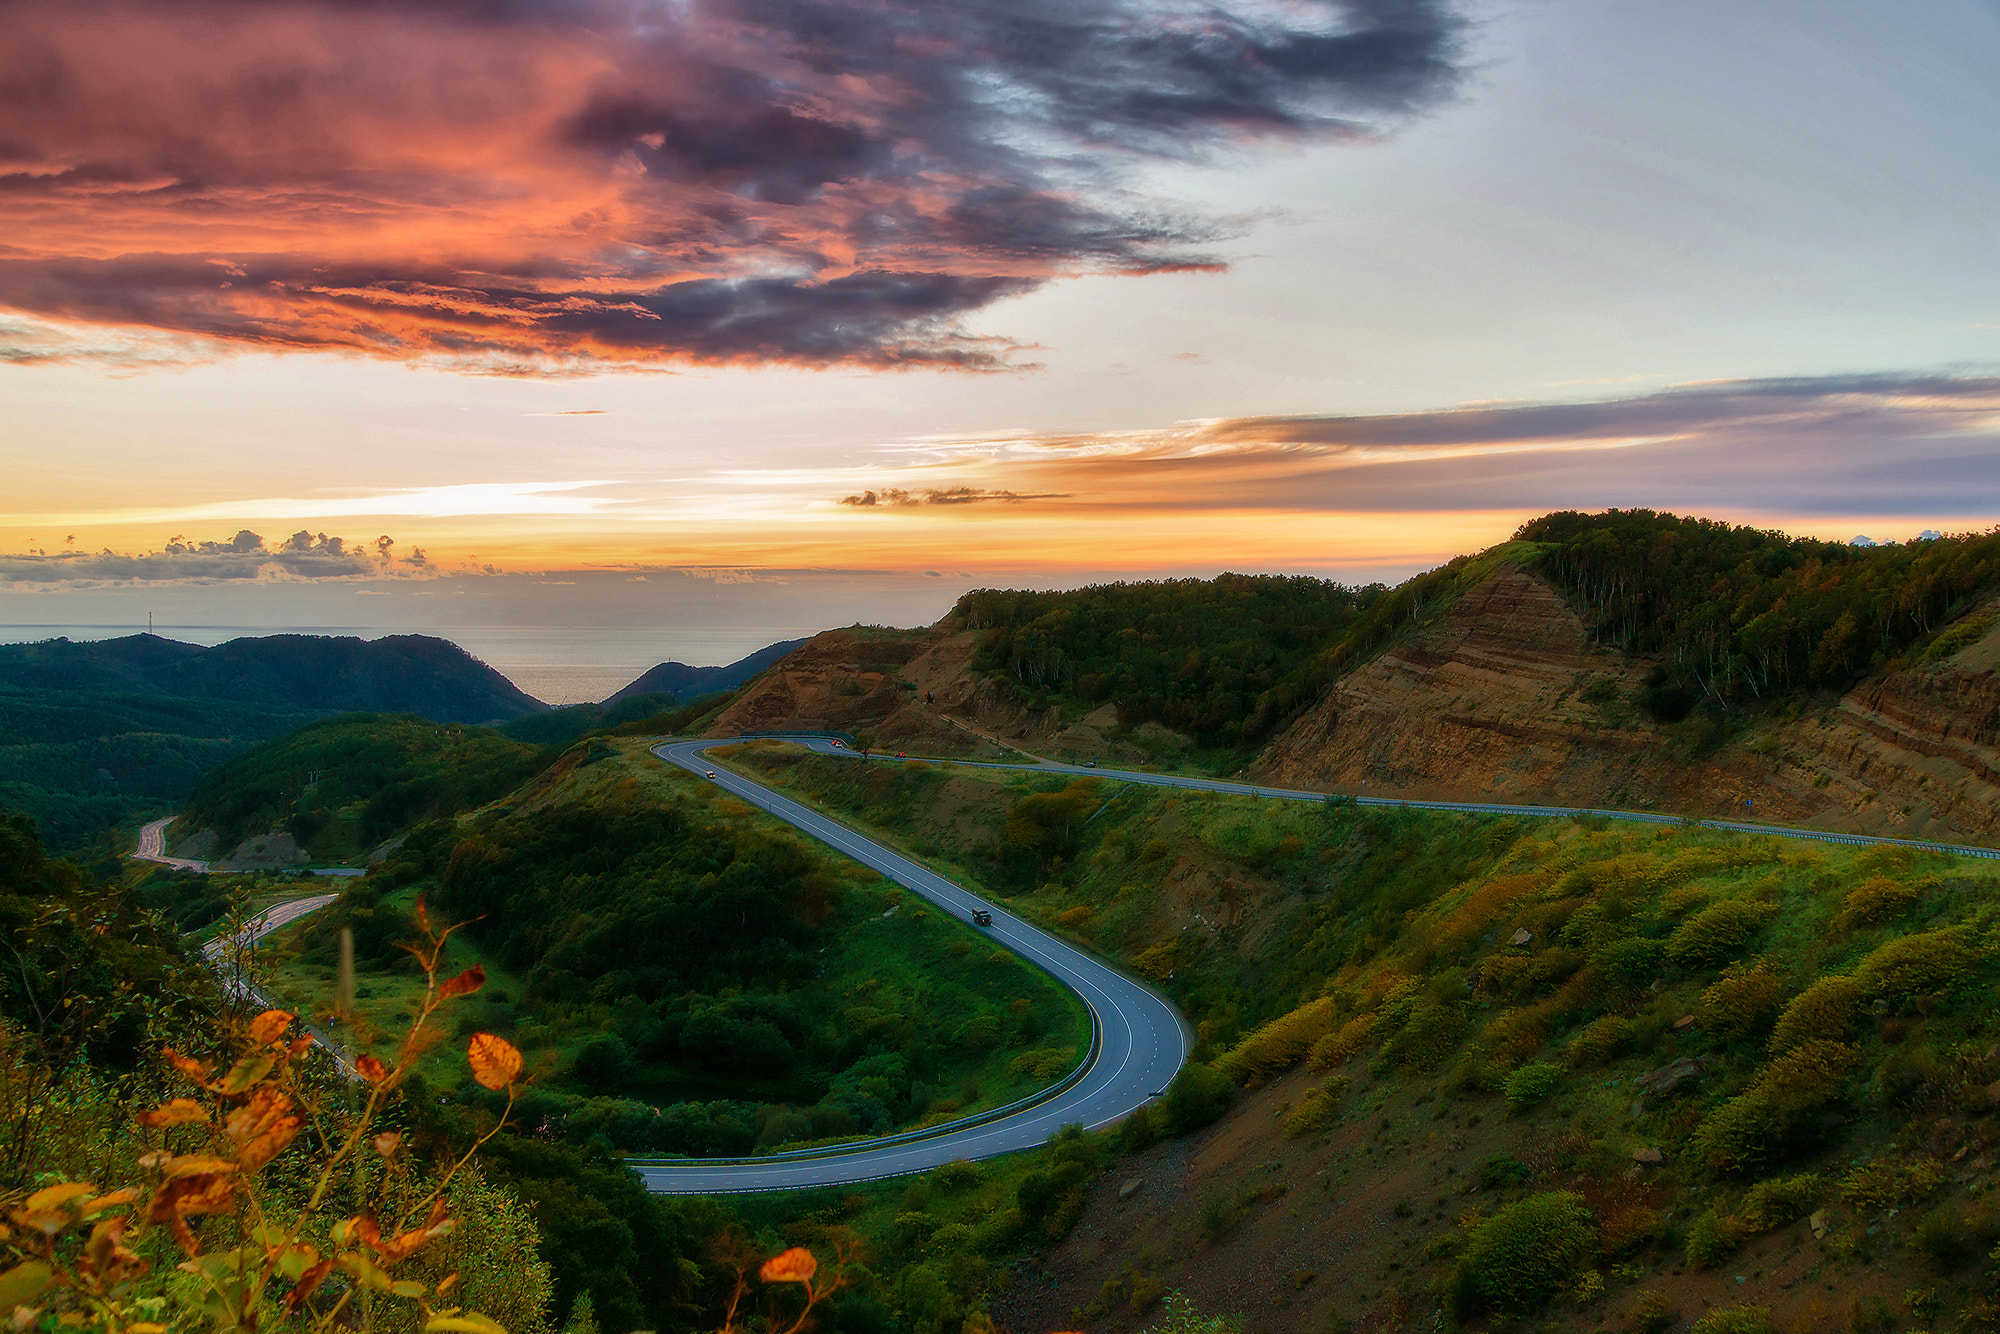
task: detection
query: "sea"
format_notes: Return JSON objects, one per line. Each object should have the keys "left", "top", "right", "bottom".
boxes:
{"left": 0, "top": 623, "right": 828, "bottom": 707}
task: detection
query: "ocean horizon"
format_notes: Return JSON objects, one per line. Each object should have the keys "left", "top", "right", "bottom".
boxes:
{"left": 0, "top": 622, "right": 828, "bottom": 706}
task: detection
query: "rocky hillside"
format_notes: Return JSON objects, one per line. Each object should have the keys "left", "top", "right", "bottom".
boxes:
{"left": 713, "top": 538, "right": 2000, "bottom": 848}
{"left": 1253, "top": 563, "right": 2000, "bottom": 845}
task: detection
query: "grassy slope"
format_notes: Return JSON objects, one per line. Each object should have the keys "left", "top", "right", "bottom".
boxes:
{"left": 727, "top": 743, "right": 2000, "bottom": 1333}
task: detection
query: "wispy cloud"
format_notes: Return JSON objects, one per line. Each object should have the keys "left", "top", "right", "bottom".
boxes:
{"left": 0, "top": 0, "right": 1465, "bottom": 372}
{"left": 7, "top": 481, "right": 625, "bottom": 527}
{"left": 822, "top": 373, "right": 2000, "bottom": 519}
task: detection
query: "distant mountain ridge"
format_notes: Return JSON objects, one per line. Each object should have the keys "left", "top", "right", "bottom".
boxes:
{"left": 0, "top": 631, "right": 546, "bottom": 849}
{"left": 0, "top": 632, "right": 547, "bottom": 720}
{"left": 494, "top": 637, "right": 811, "bottom": 746}
{"left": 603, "top": 637, "right": 810, "bottom": 706}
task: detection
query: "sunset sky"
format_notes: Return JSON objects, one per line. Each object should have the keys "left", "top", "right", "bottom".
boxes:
{"left": 4, "top": 0, "right": 1998, "bottom": 645}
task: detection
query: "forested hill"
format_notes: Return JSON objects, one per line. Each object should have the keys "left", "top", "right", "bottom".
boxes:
{"left": 603, "top": 636, "right": 809, "bottom": 705}
{"left": 0, "top": 632, "right": 546, "bottom": 720}
{"left": 1520, "top": 510, "right": 2000, "bottom": 709}
{"left": 955, "top": 574, "right": 1386, "bottom": 754}
{"left": 0, "top": 632, "right": 545, "bottom": 850}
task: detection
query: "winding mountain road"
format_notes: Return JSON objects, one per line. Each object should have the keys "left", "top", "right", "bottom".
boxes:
{"left": 639, "top": 738, "right": 1192, "bottom": 1193}
{"left": 636, "top": 732, "right": 2000, "bottom": 1194}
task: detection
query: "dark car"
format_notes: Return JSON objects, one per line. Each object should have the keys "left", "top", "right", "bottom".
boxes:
{"left": 971, "top": 910, "right": 993, "bottom": 928}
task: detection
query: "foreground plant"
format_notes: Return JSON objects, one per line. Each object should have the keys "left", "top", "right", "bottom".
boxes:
{"left": 0, "top": 903, "right": 524, "bottom": 1334}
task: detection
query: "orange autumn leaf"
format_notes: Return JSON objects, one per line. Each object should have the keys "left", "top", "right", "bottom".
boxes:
{"left": 760, "top": 1247, "right": 818, "bottom": 1284}
{"left": 163, "top": 1049, "right": 211, "bottom": 1083}
{"left": 467, "top": 1033, "right": 522, "bottom": 1091}
{"left": 355, "top": 1054, "right": 390, "bottom": 1085}
{"left": 249, "top": 1010, "right": 292, "bottom": 1046}
{"left": 284, "top": 1258, "right": 334, "bottom": 1314}
{"left": 439, "top": 965, "right": 485, "bottom": 999}
{"left": 288, "top": 1036, "right": 314, "bottom": 1057}
{"left": 225, "top": 1088, "right": 301, "bottom": 1173}
{"left": 373, "top": 1132, "right": 402, "bottom": 1158}
{"left": 136, "top": 1099, "right": 208, "bottom": 1129}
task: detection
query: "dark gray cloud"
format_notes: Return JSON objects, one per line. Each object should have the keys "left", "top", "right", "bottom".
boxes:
{"left": 0, "top": 0, "right": 1465, "bottom": 369}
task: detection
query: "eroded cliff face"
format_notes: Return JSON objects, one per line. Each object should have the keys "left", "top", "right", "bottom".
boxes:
{"left": 1254, "top": 565, "right": 2000, "bottom": 845}
{"left": 703, "top": 623, "right": 1062, "bottom": 758}
{"left": 1254, "top": 567, "right": 1659, "bottom": 802}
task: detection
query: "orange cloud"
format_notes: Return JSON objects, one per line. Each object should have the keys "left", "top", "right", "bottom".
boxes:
{"left": 0, "top": 0, "right": 1464, "bottom": 370}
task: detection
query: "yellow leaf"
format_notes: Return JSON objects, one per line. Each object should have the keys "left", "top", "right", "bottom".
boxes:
{"left": 80, "top": 1189, "right": 138, "bottom": 1216}
{"left": 213, "top": 1054, "right": 276, "bottom": 1096}
{"left": 466, "top": 1033, "right": 522, "bottom": 1091}
{"left": 0, "top": 1260, "right": 53, "bottom": 1309}
{"left": 390, "top": 1280, "right": 426, "bottom": 1299}
{"left": 137, "top": 1099, "right": 209, "bottom": 1129}
{"left": 759, "top": 1247, "right": 818, "bottom": 1284}
{"left": 23, "top": 1184, "right": 93, "bottom": 1215}
{"left": 162, "top": 1155, "right": 239, "bottom": 1179}
{"left": 439, "top": 966, "right": 485, "bottom": 999}
{"left": 426, "top": 1315, "right": 506, "bottom": 1334}
{"left": 249, "top": 1010, "right": 292, "bottom": 1046}
{"left": 355, "top": 1054, "right": 391, "bottom": 1085}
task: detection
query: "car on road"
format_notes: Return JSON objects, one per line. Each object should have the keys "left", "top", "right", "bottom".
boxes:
{"left": 705, "top": 770, "right": 715, "bottom": 778}
{"left": 971, "top": 910, "right": 993, "bottom": 927}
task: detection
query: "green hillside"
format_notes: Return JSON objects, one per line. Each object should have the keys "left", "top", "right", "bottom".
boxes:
{"left": 728, "top": 741, "right": 2000, "bottom": 1331}
{"left": 1521, "top": 509, "right": 2000, "bottom": 715}
{"left": 0, "top": 632, "right": 547, "bottom": 851}
{"left": 179, "top": 713, "right": 554, "bottom": 860}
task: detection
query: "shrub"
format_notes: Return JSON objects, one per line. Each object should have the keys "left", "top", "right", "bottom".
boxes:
{"left": 1832, "top": 876, "right": 1924, "bottom": 931}
{"left": 1684, "top": 1209, "right": 1746, "bottom": 1269}
{"left": 1856, "top": 928, "right": 1980, "bottom": 1002}
{"left": 1839, "top": 1155, "right": 1944, "bottom": 1211}
{"left": 1161, "top": 1062, "right": 1234, "bottom": 1133}
{"left": 1459, "top": 1191, "right": 1595, "bottom": 1314}
{"left": 1691, "top": 1306, "right": 1774, "bottom": 1334}
{"left": 1737, "top": 1173, "right": 1822, "bottom": 1232}
{"left": 1478, "top": 1152, "right": 1533, "bottom": 1190}
{"left": 1599, "top": 936, "right": 1667, "bottom": 988}
{"left": 1385, "top": 997, "right": 1470, "bottom": 1070}
{"left": 1503, "top": 1062, "right": 1565, "bottom": 1110}
{"left": 1307, "top": 1013, "right": 1379, "bottom": 1070}
{"left": 1700, "top": 962, "right": 1785, "bottom": 1040}
{"left": 1910, "top": 1206, "right": 2000, "bottom": 1272}
{"left": 1624, "top": 1289, "right": 1679, "bottom": 1334}
{"left": 1768, "top": 973, "right": 1863, "bottom": 1053}
{"left": 1283, "top": 1076, "right": 1350, "bottom": 1138}
{"left": 1218, "top": 997, "right": 1337, "bottom": 1080}
{"left": 1666, "top": 899, "right": 1777, "bottom": 969}
{"left": 1691, "top": 1040, "right": 1860, "bottom": 1172}
{"left": 1566, "top": 1014, "right": 1637, "bottom": 1069}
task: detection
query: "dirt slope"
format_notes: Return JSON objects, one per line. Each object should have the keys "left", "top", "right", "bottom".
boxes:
{"left": 703, "top": 623, "right": 1173, "bottom": 763}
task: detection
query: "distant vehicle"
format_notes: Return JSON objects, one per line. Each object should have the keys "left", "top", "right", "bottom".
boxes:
{"left": 971, "top": 910, "right": 993, "bottom": 927}
{"left": 1084, "top": 759, "right": 1098, "bottom": 767}
{"left": 897, "top": 751, "right": 907, "bottom": 758}
{"left": 829, "top": 739, "right": 843, "bottom": 748}
{"left": 705, "top": 770, "right": 715, "bottom": 778}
